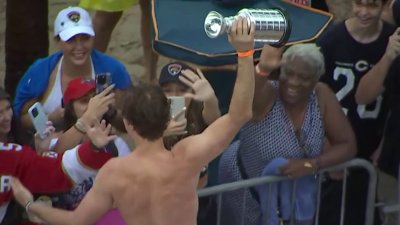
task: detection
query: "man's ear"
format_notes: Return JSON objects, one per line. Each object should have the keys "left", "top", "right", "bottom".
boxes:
{"left": 123, "top": 118, "right": 134, "bottom": 132}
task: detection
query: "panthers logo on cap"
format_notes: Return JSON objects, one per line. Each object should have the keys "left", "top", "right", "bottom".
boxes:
{"left": 168, "top": 64, "right": 183, "bottom": 76}
{"left": 67, "top": 11, "right": 81, "bottom": 23}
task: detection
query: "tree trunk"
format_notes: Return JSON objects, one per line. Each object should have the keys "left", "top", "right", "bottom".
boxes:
{"left": 5, "top": 0, "right": 49, "bottom": 97}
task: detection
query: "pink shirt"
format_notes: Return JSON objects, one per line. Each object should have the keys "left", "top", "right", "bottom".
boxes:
{"left": 94, "top": 209, "right": 126, "bottom": 225}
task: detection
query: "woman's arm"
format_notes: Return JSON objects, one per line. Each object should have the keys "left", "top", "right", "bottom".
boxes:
{"left": 20, "top": 111, "right": 35, "bottom": 130}
{"left": 201, "top": 90, "right": 220, "bottom": 125}
{"left": 317, "top": 83, "right": 357, "bottom": 168}
{"left": 53, "top": 120, "right": 88, "bottom": 152}
{"left": 252, "top": 45, "right": 283, "bottom": 121}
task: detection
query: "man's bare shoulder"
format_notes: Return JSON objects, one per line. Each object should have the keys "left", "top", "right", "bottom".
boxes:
{"left": 170, "top": 134, "right": 199, "bottom": 155}
{"left": 95, "top": 155, "right": 140, "bottom": 186}
{"left": 95, "top": 158, "right": 120, "bottom": 179}
{"left": 99, "top": 155, "right": 132, "bottom": 174}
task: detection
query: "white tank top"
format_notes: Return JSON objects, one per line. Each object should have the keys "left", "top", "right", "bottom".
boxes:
{"left": 42, "top": 57, "right": 95, "bottom": 114}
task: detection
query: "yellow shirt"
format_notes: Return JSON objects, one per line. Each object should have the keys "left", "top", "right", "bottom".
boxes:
{"left": 79, "top": 0, "right": 139, "bottom": 12}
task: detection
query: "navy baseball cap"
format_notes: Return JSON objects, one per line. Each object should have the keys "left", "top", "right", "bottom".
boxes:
{"left": 158, "top": 62, "right": 193, "bottom": 85}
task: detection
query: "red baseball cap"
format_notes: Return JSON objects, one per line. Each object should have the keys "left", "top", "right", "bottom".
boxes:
{"left": 63, "top": 77, "right": 95, "bottom": 105}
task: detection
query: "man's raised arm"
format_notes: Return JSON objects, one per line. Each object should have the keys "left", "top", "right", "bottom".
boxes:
{"left": 177, "top": 17, "right": 256, "bottom": 167}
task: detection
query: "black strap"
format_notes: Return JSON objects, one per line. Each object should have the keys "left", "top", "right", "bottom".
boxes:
{"left": 104, "top": 141, "right": 119, "bottom": 157}
{"left": 236, "top": 149, "right": 260, "bottom": 204}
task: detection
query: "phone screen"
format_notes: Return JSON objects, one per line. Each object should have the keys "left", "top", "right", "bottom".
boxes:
{"left": 96, "top": 72, "right": 112, "bottom": 94}
{"left": 167, "top": 96, "right": 186, "bottom": 121}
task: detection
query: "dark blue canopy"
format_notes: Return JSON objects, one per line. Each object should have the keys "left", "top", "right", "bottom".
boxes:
{"left": 152, "top": 0, "right": 332, "bottom": 66}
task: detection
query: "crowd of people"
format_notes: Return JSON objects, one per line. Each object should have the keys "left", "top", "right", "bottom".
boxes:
{"left": 1, "top": 0, "right": 400, "bottom": 225}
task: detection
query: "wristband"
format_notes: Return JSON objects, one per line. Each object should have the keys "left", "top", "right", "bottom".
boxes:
{"left": 74, "top": 119, "right": 87, "bottom": 134}
{"left": 25, "top": 200, "right": 33, "bottom": 213}
{"left": 255, "top": 63, "right": 271, "bottom": 77}
{"left": 237, "top": 49, "right": 255, "bottom": 57}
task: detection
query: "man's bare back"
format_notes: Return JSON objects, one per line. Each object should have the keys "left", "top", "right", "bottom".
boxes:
{"left": 104, "top": 144, "right": 201, "bottom": 225}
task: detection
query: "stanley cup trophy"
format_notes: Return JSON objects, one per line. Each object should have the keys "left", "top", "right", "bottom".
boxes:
{"left": 204, "top": 8, "right": 291, "bottom": 46}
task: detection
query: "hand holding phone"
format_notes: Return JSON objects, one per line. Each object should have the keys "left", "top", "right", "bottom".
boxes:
{"left": 96, "top": 73, "right": 117, "bottom": 123}
{"left": 34, "top": 121, "right": 56, "bottom": 154}
{"left": 164, "top": 108, "right": 188, "bottom": 137}
{"left": 28, "top": 102, "right": 49, "bottom": 139}
{"left": 165, "top": 96, "right": 187, "bottom": 136}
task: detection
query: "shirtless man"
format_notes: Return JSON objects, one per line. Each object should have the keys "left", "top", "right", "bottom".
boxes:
{"left": 10, "top": 17, "right": 256, "bottom": 225}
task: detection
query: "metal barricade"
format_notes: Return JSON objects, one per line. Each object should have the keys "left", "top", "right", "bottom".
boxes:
{"left": 198, "top": 158, "right": 377, "bottom": 225}
{"left": 381, "top": 163, "right": 400, "bottom": 225}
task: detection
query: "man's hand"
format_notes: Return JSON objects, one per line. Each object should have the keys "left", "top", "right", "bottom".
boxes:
{"left": 179, "top": 68, "right": 216, "bottom": 102}
{"left": 34, "top": 121, "right": 56, "bottom": 154}
{"left": 11, "top": 177, "right": 34, "bottom": 210}
{"left": 11, "top": 178, "right": 44, "bottom": 223}
{"left": 85, "top": 120, "right": 117, "bottom": 148}
{"left": 228, "top": 17, "right": 255, "bottom": 52}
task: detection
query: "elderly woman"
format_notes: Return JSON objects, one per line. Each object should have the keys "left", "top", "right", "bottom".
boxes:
{"left": 218, "top": 43, "right": 356, "bottom": 225}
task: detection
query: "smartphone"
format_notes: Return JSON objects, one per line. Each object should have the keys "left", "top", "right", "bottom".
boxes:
{"left": 96, "top": 72, "right": 112, "bottom": 94}
{"left": 167, "top": 96, "right": 186, "bottom": 121}
{"left": 28, "top": 102, "right": 48, "bottom": 139}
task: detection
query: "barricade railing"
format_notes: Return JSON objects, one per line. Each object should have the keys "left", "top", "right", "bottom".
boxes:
{"left": 381, "top": 163, "right": 400, "bottom": 225}
{"left": 198, "top": 158, "right": 377, "bottom": 225}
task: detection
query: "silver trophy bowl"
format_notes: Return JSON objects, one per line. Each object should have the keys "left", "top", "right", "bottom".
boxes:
{"left": 204, "top": 11, "right": 227, "bottom": 39}
{"left": 204, "top": 8, "right": 291, "bottom": 46}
